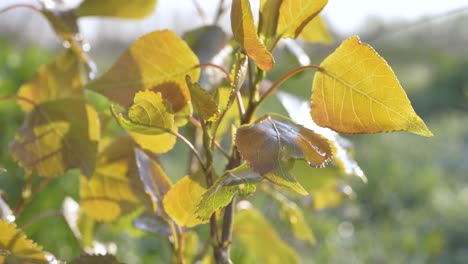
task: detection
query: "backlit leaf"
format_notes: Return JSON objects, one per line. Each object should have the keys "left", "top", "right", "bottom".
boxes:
{"left": 163, "top": 172, "right": 209, "bottom": 227}
{"left": 11, "top": 98, "right": 100, "bottom": 177}
{"left": 17, "top": 50, "right": 83, "bottom": 112}
{"left": 259, "top": 0, "right": 283, "bottom": 50}
{"left": 277, "top": 0, "right": 328, "bottom": 39}
{"left": 231, "top": 0, "right": 274, "bottom": 71}
{"left": 70, "top": 253, "right": 124, "bottom": 264}
{"left": 186, "top": 76, "right": 219, "bottom": 122}
{"left": 135, "top": 149, "right": 172, "bottom": 217}
{"left": 87, "top": 30, "right": 199, "bottom": 110}
{"left": 77, "top": 0, "right": 157, "bottom": 19}
{"left": 80, "top": 137, "right": 141, "bottom": 222}
{"left": 236, "top": 114, "right": 332, "bottom": 193}
{"left": 197, "top": 164, "right": 261, "bottom": 220}
{"left": 0, "top": 220, "right": 46, "bottom": 263}
{"left": 233, "top": 206, "right": 299, "bottom": 264}
{"left": 299, "top": 15, "right": 333, "bottom": 44}
{"left": 113, "top": 91, "right": 174, "bottom": 135}
{"left": 311, "top": 36, "right": 433, "bottom": 137}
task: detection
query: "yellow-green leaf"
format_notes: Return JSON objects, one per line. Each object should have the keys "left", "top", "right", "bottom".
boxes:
{"left": 299, "top": 15, "right": 333, "bottom": 44}
{"left": 0, "top": 220, "right": 47, "bottom": 263}
{"left": 231, "top": 0, "right": 274, "bottom": 71}
{"left": 259, "top": 0, "right": 283, "bottom": 50}
{"left": 11, "top": 98, "right": 100, "bottom": 177}
{"left": 311, "top": 36, "right": 433, "bottom": 137}
{"left": 77, "top": 0, "right": 157, "bottom": 19}
{"left": 186, "top": 76, "right": 219, "bottom": 121}
{"left": 17, "top": 50, "right": 83, "bottom": 112}
{"left": 277, "top": 0, "right": 328, "bottom": 39}
{"left": 233, "top": 206, "right": 299, "bottom": 264}
{"left": 42, "top": 9, "right": 79, "bottom": 41}
{"left": 80, "top": 137, "right": 141, "bottom": 222}
{"left": 163, "top": 172, "right": 209, "bottom": 227}
{"left": 87, "top": 30, "right": 199, "bottom": 110}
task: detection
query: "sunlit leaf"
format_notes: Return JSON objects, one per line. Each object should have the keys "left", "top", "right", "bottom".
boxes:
{"left": 278, "top": 92, "right": 365, "bottom": 180}
{"left": 186, "top": 76, "right": 219, "bottom": 122}
{"left": 197, "top": 164, "right": 261, "bottom": 220}
{"left": 129, "top": 132, "right": 177, "bottom": 154}
{"left": 87, "top": 30, "right": 199, "bottom": 110}
{"left": 231, "top": 0, "right": 274, "bottom": 71}
{"left": 233, "top": 206, "right": 299, "bottom": 264}
{"left": 113, "top": 91, "right": 174, "bottom": 135}
{"left": 135, "top": 149, "right": 172, "bottom": 216}
{"left": 259, "top": 0, "right": 283, "bottom": 50}
{"left": 11, "top": 98, "right": 100, "bottom": 177}
{"left": 80, "top": 137, "right": 141, "bottom": 222}
{"left": 236, "top": 114, "right": 332, "bottom": 194}
{"left": 77, "top": 0, "right": 157, "bottom": 19}
{"left": 311, "top": 36, "right": 433, "bottom": 137}
{"left": 17, "top": 50, "right": 83, "bottom": 112}
{"left": 299, "top": 15, "right": 333, "bottom": 44}
{"left": 0, "top": 220, "right": 47, "bottom": 263}
{"left": 70, "top": 253, "right": 123, "bottom": 264}
{"left": 277, "top": 0, "right": 328, "bottom": 39}
{"left": 163, "top": 172, "right": 209, "bottom": 227}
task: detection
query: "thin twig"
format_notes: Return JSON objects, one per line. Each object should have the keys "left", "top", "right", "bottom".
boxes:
{"left": 0, "top": 4, "right": 42, "bottom": 14}
{"left": 197, "top": 63, "right": 232, "bottom": 83}
{"left": 21, "top": 210, "right": 63, "bottom": 229}
{"left": 189, "top": 117, "right": 230, "bottom": 159}
{"left": 192, "top": 0, "right": 209, "bottom": 24}
{"left": 170, "top": 130, "right": 206, "bottom": 172}
{"left": 213, "top": 0, "right": 226, "bottom": 24}
{"left": 0, "top": 95, "right": 38, "bottom": 108}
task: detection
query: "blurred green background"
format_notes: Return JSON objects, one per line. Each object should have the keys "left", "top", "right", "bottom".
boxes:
{"left": 1, "top": 6, "right": 468, "bottom": 264}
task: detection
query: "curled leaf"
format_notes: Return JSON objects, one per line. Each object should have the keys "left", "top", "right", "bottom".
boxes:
{"left": 231, "top": 0, "right": 274, "bottom": 71}
{"left": 311, "top": 36, "right": 433, "bottom": 137}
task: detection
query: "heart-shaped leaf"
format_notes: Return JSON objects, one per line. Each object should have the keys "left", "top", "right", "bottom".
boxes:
{"left": 311, "top": 36, "right": 433, "bottom": 137}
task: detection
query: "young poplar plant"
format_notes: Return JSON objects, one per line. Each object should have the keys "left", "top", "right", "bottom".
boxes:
{"left": 0, "top": 0, "right": 432, "bottom": 263}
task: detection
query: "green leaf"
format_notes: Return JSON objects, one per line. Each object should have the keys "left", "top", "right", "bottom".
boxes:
{"left": 77, "top": 0, "right": 157, "bottom": 19}
{"left": 233, "top": 206, "right": 299, "bottom": 264}
{"left": 186, "top": 76, "right": 219, "bottom": 122}
{"left": 277, "top": 0, "right": 328, "bottom": 39}
{"left": 163, "top": 172, "right": 209, "bottom": 227}
{"left": 70, "top": 254, "right": 124, "bottom": 264}
{"left": 113, "top": 91, "right": 175, "bottom": 135}
{"left": 87, "top": 30, "right": 200, "bottom": 110}
{"left": 80, "top": 137, "right": 141, "bottom": 222}
{"left": 17, "top": 50, "right": 83, "bottom": 112}
{"left": 236, "top": 114, "right": 332, "bottom": 194}
{"left": 0, "top": 220, "right": 47, "bottom": 263}
{"left": 231, "top": 0, "right": 274, "bottom": 71}
{"left": 11, "top": 98, "right": 100, "bottom": 177}
{"left": 197, "top": 164, "right": 261, "bottom": 220}
{"left": 135, "top": 149, "right": 172, "bottom": 217}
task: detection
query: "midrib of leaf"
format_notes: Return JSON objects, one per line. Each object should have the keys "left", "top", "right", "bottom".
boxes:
{"left": 278, "top": 1, "right": 325, "bottom": 38}
{"left": 321, "top": 69, "right": 428, "bottom": 133}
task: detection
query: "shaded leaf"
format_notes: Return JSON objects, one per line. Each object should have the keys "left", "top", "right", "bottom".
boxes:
{"left": 277, "top": 0, "right": 328, "bottom": 39}
{"left": 17, "top": 50, "right": 83, "bottom": 112}
{"left": 163, "top": 172, "right": 209, "bottom": 227}
{"left": 259, "top": 0, "right": 283, "bottom": 50}
{"left": 135, "top": 149, "right": 172, "bottom": 216}
{"left": 132, "top": 212, "right": 172, "bottom": 235}
{"left": 113, "top": 91, "right": 175, "bottom": 135}
{"left": 77, "top": 0, "right": 157, "bottom": 19}
{"left": 299, "top": 15, "right": 333, "bottom": 44}
{"left": 186, "top": 76, "right": 219, "bottom": 122}
{"left": 183, "top": 25, "right": 229, "bottom": 64}
{"left": 183, "top": 231, "right": 199, "bottom": 263}
{"left": 197, "top": 164, "right": 261, "bottom": 220}
{"left": 233, "top": 206, "right": 299, "bottom": 264}
{"left": 87, "top": 30, "right": 199, "bottom": 109}
{"left": 278, "top": 92, "right": 365, "bottom": 180}
{"left": 70, "top": 254, "right": 123, "bottom": 264}
{"left": 231, "top": 0, "right": 274, "bottom": 71}
{"left": 0, "top": 220, "right": 47, "bottom": 263}
{"left": 42, "top": 8, "right": 79, "bottom": 41}
{"left": 311, "top": 36, "right": 433, "bottom": 137}
{"left": 11, "top": 98, "right": 100, "bottom": 177}
{"left": 80, "top": 137, "right": 141, "bottom": 222}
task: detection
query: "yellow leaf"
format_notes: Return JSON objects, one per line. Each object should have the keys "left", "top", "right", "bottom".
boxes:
{"left": 163, "top": 173, "right": 209, "bottom": 227}
{"left": 87, "top": 30, "right": 199, "bottom": 109}
{"left": 231, "top": 0, "right": 274, "bottom": 71}
{"left": 277, "top": 0, "right": 328, "bottom": 39}
{"left": 129, "top": 132, "right": 177, "bottom": 154}
{"left": 80, "top": 137, "right": 141, "bottom": 222}
{"left": 0, "top": 220, "right": 47, "bottom": 263}
{"left": 77, "top": 0, "right": 157, "bottom": 19}
{"left": 17, "top": 50, "right": 83, "bottom": 112}
{"left": 311, "top": 36, "right": 433, "bottom": 137}
{"left": 299, "top": 15, "right": 333, "bottom": 44}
